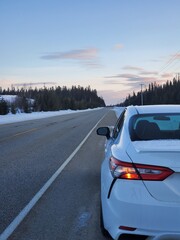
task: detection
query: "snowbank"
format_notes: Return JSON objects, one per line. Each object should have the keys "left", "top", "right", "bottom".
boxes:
{"left": 0, "top": 108, "right": 102, "bottom": 125}
{"left": 0, "top": 106, "right": 124, "bottom": 125}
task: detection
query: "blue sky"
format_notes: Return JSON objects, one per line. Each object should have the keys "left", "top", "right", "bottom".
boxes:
{"left": 1, "top": 0, "right": 180, "bottom": 105}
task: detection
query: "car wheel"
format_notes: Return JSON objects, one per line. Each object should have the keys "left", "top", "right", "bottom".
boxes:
{"left": 100, "top": 202, "right": 111, "bottom": 238}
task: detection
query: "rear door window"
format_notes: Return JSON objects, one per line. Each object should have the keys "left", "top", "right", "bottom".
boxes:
{"left": 130, "top": 113, "right": 180, "bottom": 141}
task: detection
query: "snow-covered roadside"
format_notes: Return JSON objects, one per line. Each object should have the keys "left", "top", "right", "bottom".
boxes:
{"left": 0, "top": 106, "right": 125, "bottom": 125}
{"left": 0, "top": 108, "right": 102, "bottom": 125}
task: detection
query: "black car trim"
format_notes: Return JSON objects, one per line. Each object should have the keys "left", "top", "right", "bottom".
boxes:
{"left": 107, "top": 178, "right": 117, "bottom": 199}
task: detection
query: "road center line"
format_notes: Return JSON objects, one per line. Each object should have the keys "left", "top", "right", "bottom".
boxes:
{"left": 0, "top": 114, "right": 106, "bottom": 240}
{"left": 0, "top": 128, "right": 38, "bottom": 143}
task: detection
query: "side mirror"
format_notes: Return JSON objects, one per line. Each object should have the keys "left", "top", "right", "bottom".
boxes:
{"left": 96, "top": 127, "right": 110, "bottom": 139}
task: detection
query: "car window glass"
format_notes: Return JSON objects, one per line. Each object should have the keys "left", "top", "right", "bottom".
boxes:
{"left": 130, "top": 113, "right": 180, "bottom": 141}
{"left": 112, "top": 110, "right": 126, "bottom": 139}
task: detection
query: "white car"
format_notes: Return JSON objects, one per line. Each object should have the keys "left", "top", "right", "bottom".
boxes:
{"left": 97, "top": 105, "right": 180, "bottom": 240}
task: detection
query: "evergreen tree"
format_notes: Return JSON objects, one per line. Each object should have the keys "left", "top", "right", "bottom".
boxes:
{"left": 0, "top": 85, "right": 105, "bottom": 114}
{"left": 120, "top": 79, "right": 180, "bottom": 106}
{"left": 0, "top": 99, "right": 9, "bottom": 115}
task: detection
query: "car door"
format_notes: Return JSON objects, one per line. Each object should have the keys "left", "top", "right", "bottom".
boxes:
{"left": 101, "top": 109, "right": 126, "bottom": 199}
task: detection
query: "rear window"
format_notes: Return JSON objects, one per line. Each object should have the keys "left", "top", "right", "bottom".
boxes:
{"left": 130, "top": 113, "right": 180, "bottom": 141}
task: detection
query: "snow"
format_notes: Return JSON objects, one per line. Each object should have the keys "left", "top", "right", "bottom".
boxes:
{"left": 133, "top": 140, "right": 180, "bottom": 152}
{"left": 0, "top": 108, "right": 102, "bottom": 125}
{"left": 0, "top": 105, "right": 125, "bottom": 125}
{"left": 0, "top": 95, "right": 17, "bottom": 103}
{"left": 0, "top": 94, "right": 103, "bottom": 125}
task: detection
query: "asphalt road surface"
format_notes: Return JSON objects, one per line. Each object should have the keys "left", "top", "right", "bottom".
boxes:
{"left": 0, "top": 108, "right": 117, "bottom": 240}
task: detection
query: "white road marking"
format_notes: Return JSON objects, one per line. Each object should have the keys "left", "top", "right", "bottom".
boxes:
{"left": 0, "top": 114, "right": 106, "bottom": 240}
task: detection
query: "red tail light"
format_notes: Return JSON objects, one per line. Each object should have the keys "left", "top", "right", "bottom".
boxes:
{"left": 109, "top": 157, "right": 174, "bottom": 181}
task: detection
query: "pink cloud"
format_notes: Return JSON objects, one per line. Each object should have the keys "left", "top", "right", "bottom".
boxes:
{"left": 140, "top": 70, "right": 159, "bottom": 75}
{"left": 41, "top": 48, "right": 98, "bottom": 60}
{"left": 122, "top": 65, "right": 144, "bottom": 71}
{"left": 161, "top": 73, "right": 174, "bottom": 79}
{"left": 170, "top": 52, "right": 180, "bottom": 60}
{"left": 114, "top": 43, "right": 124, "bottom": 50}
{"left": 105, "top": 74, "right": 139, "bottom": 79}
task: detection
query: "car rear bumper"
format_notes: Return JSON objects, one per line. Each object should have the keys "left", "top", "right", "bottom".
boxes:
{"left": 152, "top": 233, "right": 180, "bottom": 240}
{"left": 102, "top": 179, "right": 180, "bottom": 240}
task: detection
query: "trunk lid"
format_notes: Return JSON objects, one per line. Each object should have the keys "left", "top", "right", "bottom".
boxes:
{"left": 127, "top": 140, "right": 180, "bottom": 202}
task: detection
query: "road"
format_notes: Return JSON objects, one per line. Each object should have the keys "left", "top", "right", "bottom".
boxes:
{"left": 0, "top": 108, "right": 117, "bottom": 240}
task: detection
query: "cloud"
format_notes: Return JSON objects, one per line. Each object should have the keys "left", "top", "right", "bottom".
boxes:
{"left": 114, "top": 43, "right": 124, "bottom": 50}
{"left": 104, "top": 72, "right": 160, "bottom": 88}
{"left": 103, "top": 80, "right": 127, "bottom": 85}
{"left": 122, "top": 66, "right": 158, "bottom": 76}
{"left": 102, "top": 58, "right": 176, "bottom": 103}
{"left": 41, "top": 48, "right": 98, "bottom": 60}
{"left": 127, "top": 77, "right": 158, "bottom": 83}
{"left": 105, "top": 65, "right": 164, "bottom": 85}
{"left": 170, "top": 52, "right": 180, "bottom": 60}
{"left": 122, "top": 65, "right": 144, "bottom": 71}
{"left": 175, "top": 54, "right": 180, "bottom": 59}
{"left": 102, "top": 69, "right": 170, "bottom": 104}
{"left": 149, "top": 59, "right": 162, "bottom": 62}
{"left": 81, "top": 60, "right": 103, "bottom": 69}
{"left": 140, "top": 70, "right": 159, "bottom": 75}
{"left": 104, "top": 77, "right": 158, "bottom": 85}
{"left": 161, "top": 73, "right": 174, "bottom": 79}
{"left": 41, "top": 48, "right": 102, "bottom": 69}
{"left": 105, "top": 74, "right": 139, "bottom": 79}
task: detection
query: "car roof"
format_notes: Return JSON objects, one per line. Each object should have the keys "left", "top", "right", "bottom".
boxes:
{"left": 127, "top": 105, "right": 180, "bottom": 115}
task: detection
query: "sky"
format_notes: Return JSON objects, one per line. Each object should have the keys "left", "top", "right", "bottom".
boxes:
{"left": 1, "top": 0, "right": 180, "bottom": 105}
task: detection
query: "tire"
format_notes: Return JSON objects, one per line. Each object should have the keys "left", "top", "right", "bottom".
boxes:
{"left": 100, "top": 202, "right": 111, "bottom": 238}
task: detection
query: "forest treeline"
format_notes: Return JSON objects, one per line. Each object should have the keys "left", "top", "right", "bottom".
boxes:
{"left": 0, "top": 85, "right": 105, "bottom": 115}
{"left": 121, "top": 78, "right": 180, "bottom": 106}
